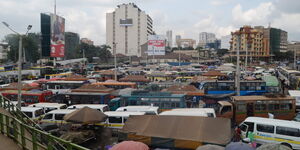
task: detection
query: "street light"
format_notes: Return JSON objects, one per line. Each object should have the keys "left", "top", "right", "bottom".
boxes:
{"left": 2, "top": 22, "right": 32, "bottom": 109}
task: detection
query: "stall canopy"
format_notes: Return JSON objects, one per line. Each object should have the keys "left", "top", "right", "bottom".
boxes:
{"left": 122, "top": 115, "right": 231, "bottom": 145}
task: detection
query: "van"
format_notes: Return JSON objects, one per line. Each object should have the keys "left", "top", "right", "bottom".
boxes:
{"left": 239, "top": 117, "right": 300, "bottom": 149}
{"left": 67, "top": 104, "right": 109, "bottom": 112}
{"left": 28, "top": 103, "right": 67, "bottom": 113}
{"left": 115, "top": 106, "right": 159, "bottom": 115}
{"left": 21, "top": 107, "right": 45, "bottom": 119}
{"left": 160, "top": 108, "right": 216, "bottom": 118}
{"left": 41, "top": 109, "right": 75, "bottom": 124}
{"left": 104, "top": 111, "right": 146, "bottom": 129}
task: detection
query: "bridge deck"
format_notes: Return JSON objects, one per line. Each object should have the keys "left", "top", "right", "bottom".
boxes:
{"left": 0, "top": 134, "right": 21, "bottom": 150}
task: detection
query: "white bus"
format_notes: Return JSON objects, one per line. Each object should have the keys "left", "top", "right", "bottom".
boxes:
{"left": 240, "top": 117, "right": 300, "bottom": 149}
{"left": 115, "top": 106, "right": 159, "bottom": 115}
{"left": 41, "top": 109, "right": 75, "bottom": 124}
{"left": 28, "top": 103, "right": 67, "bottom": 113}
{"left": 159, "top": 108, "right": 216, "bottom": 118}
{"left": 21, "top": 107, "right": 45, "bottom": 119}
{"left": 104, "top": 111, "right": 145, "bottom": 129}
{"left": 45, "top": 80, "right": 88, "bottom": 94}
{"left": 67, "top": 104, "right": 109, "bottom": 112}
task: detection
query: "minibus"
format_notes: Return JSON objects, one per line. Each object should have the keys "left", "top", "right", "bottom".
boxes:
{"left": 67, "top": 104, "right": 109, "bottom": 112}
{"left": 240, "top": 117, "right": 300, "bottom": 149}
{"left": 40, "top": 109, "right": 75, "bottom": 124}
{"left": 160, "top": 108, "right": 216, "bottom": 118}
{"left": 21, "top": 107, "right": 45, "bottom": 119}
{"left": 28, "top": 103, "right": 67, "bottom": 113}
{"left": 115, "top": 106, "right": 159, "bottom": 115}
{"left": 104, "top": 111, "right": 146, "bottom": 129}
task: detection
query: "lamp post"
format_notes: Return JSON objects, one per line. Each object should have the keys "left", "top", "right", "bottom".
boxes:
{"left": 2, "top": 22, "right": 32, "bottom": 109}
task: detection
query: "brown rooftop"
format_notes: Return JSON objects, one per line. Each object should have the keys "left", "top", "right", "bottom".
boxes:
{"left": 119, "top": 75, "right": 150, "bottom": 82}
{"left": 232, "top": 95, "right": 294, "bottom": 101}
{"left": 202, "top": 70, "right": 226, "bottom": 77}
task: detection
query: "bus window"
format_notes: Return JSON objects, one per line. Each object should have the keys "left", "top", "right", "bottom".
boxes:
{"left": 24, "top": 112, "right": 33, "bottom": 118}
{"left": 55, "top": 114, "right": 65, "bottom": 121}
{"left": 255, "top": 101, "right": 267, "bottom": 111}
{"left": 244, "top": 122, "right": 254, "bottom": 132}
{"left": 280, "top": 103, "right": 292, "bottom": 110}
{"left": 108, "top": 117, "right": 122, "bottom": 123}
{"left": 35, "top": 109, "right": 44, "bottom": 117}
{"left": 257, "top": 124, "right": 274, "bottom": 133}
{"left": 43, "top": 114, "right": 53, "bottom": 120}
{"left": 236, "top": 103, "right": 246, "bottom": 112}
{"left": 276, "top": 126, "right": 300, "bottom": 137}
{"left": 221, "top": 106, "right": 232, "bottom": 115}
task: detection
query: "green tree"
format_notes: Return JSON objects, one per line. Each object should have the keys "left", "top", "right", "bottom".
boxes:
{"left": 217, "top": 49, "right": 229, "bottom": 57}
{"left": 4, "top": 33, "right": 40, "bottom": 63}
{"left": 75, "top": 43, "right": 112, "bottom": 63}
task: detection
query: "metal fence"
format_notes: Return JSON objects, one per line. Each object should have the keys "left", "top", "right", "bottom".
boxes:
{"left": 0, "top": 96, "right": 89, "bottom": 150}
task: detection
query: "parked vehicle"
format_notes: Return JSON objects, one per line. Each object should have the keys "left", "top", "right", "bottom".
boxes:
{"left": 28, "top": 102, "right": 67, "bottom": 113}
{"left": 40, "top": 109, "right": 75, "bottom": 124}
{"left": 21, "top": 107, "right": 45, "bottom": 119}
{"left": 240, "top": 117, "right": 300, "bottom": 149}
{"left": 67, "top": 104, "right": 109, "bottom": 112}
{"left": 116, "top": 105, "right": 159, "bottom": 115}
{"left": 104, "top": 111, "right": 145, "bottom": 129}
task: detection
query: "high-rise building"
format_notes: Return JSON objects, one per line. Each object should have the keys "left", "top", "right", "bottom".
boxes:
{"left": 65, "top": 32, "right": 80, "bottom": 59}
{"left": 229, "top": 25, "right": 288, "bottom": 62}
{"left": 175, "top": 35, "right": 181, "bottom": 47}
{"left": 166, "top": 30, "right": 172, "bottom": 48}
{"left": 221, "top": 35, "right": 231, "bottom": 49}
{"left": 199, "top": 32, "right": 216, "bottom": 48}
{"left": 106, "top": 3, "right": 154, "bottom": 56}
{"left": 229, "top": 25, "right": 270, "bottom": 61}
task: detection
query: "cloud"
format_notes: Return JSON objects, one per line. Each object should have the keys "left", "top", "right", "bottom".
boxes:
{"left": 210, "top": 0, "right": 232, "bottom": 6}
{"left": 232, "top": 2, "right": 275, "bottom": 26}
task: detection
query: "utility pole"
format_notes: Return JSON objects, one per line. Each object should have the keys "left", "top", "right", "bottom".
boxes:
{"left": 113, "top": 42, "right": 117, "bottom": 81}
{"left": 236, "top": 33, "right": 241, "bottom": 96}
{"left": 179, "top": 50, "right": 181, "bottom": 66}
{"left": 294, "top": 49, "right": 297, "bottom": 70}
{"left": 2, "top": 22, "right": 32, "bottom": 109}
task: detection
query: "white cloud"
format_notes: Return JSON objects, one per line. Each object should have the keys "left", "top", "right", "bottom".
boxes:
{"left": 232, "top": 2, "right": 275, "bottom": 26}
{"left": 210, "top": 0, "right": 232, "bottom": 6}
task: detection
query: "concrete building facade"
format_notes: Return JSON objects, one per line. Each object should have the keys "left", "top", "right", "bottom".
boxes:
{"left": 177, "top": 39, "right": 196, "bottom": 49}
{"left": 199, "top": 32, "right": 216, "bottom": 48}
{"left": 106, "top": 3, "right": 154, "bottom": 57}
{"left": 221, "top": 35, "right": 231, "bottom": 49}
{"left": 0, "top": 42, "right": 10, "bottom": 61}
{"left": 175, "top": 35, "right": 181, "bottom": 47}
{"left": 166, "top": 30, "right": 172, "bottom": 48}
{"left": 229, "top": 25, "right": 288, "bottom": 62}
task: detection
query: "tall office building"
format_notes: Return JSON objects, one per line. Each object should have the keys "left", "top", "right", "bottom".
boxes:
{"left": 166, "top": 30, "right": 172, "bottom": 48}
{"left": 221, "top": 35, "right": 231, "bottom": 49}
{"left": 175, "top": 35, "right": 181, "bottom": 47}
{"left": 199, "top": 32, "right": 216, "bottom": 47}
{"left": 106, "top": 3, "right": 154, "bottom": 57}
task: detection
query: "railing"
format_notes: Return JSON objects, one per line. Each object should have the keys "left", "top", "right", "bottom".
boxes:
{"left": 0, "top": 96, "right": 89, "bottom": 150}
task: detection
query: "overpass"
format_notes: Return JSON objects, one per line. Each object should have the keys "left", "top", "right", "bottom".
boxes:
{"left": 0, "top": 97, "right": 89, "bottom": 150}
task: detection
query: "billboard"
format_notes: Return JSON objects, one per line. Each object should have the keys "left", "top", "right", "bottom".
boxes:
{"left": 147, "top": 35, "right": 166, "bottom": 56}
{"left": 40, "top": 13, "right": 51, "bottom": 57}
{"left": 50, "top": 14, "right": 65, "bottom": 57}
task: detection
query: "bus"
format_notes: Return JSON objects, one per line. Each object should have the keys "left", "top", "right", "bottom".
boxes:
{"left": 1, "top": 90, "right": 53, "bottom": 105}
{"left": 240, "top": 117, "right": 300, "bottom": 149}
{"left": 109, "top": 91, "right": 186, "bottom": 111}
{"left": 216, "top": 95, "right": 296, "bottom": 124}
{"left": 199, "top": 80, "right": 267, "bottom": 96}
{"left": 44, "top": 72, "right": 73, "bottom": 80}
{"left": 45, "top": 80, "right": 89, "bottom": 94}
{"left": 92, "top": 82, "right": 136, "bottom": 89}
{"left": 277, "top": 67, "right": 300, "bottom": 87}
{"left": 104, "top": 111, "right": 146, "bottom": 129}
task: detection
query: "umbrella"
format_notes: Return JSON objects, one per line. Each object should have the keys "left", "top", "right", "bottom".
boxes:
{"left": 256, "top": 143, "right": 292, "bottom": 150}
{"left": 64, "top": 107, "right": 107, "bottom": 124}
{"left": 110, "top": 141, "right": 149, "bottom": 150}
{"left": 196, "top": 144, "right": 225, "bottom": 150}
{"left": 225, "top": 142, "right": 255, "bottom": 150}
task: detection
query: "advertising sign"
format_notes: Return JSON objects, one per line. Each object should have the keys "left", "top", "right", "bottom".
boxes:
{"left": 147, "top": 35, "right": 165, "bottom": 56}
{"left": 50, "top": 14, "right": 65, "bottom": 57}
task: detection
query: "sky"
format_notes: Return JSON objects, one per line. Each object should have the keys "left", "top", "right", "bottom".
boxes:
{"left": 1, "top": 0, "right": 300, "bottom": 45}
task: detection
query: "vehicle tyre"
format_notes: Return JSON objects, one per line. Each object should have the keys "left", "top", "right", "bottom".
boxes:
{"left": 281, "top": 143, "right": 292, "bottom": 149}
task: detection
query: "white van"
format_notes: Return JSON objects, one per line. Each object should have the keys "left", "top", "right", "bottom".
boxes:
{"left": 21, "top": 107, "right": 45, "bottom": 119}
{"left": 240, "top": 117, "right": 300, "bottom": 149}
{"left": 115, "top": 106, "right": 159, "bottom": 115}
{"left": 67, "top": 104, "right": 109, "bottom": 112}
{"left": 104, "top": 111, "right": 146, "bottom": 129}
{"left": 28, "top": 103, "right": 67, "bottom": 113}
{"left": 41, "top": 109, "right": 75, "bottom": 124}
{"left": 160, "top": 108, "right": 216, "bottom": 118}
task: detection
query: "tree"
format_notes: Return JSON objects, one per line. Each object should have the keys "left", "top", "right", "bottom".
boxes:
{"left": 75, "top": 43, "right": 112, "bottom": 63}
{"left": 4, "top": 33, "right": 40, "bottom": 63}
{"left": 217, "top": 49, "right": 229, "bottom": 57}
